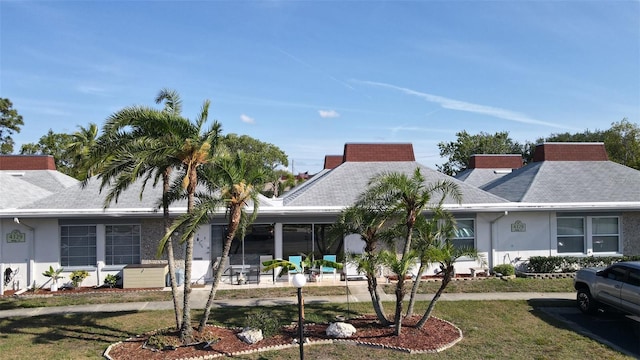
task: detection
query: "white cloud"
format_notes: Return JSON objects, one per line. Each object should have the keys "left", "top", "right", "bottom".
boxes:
{"left": 318, "top": 109, "right": 340, "bottom": 118}
{"left": 240, "top": 114, "right": 255, "bottom": 124}
{"left": 358, "top": 80, "right": 568, "bottom": 129}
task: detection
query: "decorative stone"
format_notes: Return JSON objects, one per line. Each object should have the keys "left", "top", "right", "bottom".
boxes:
{"left": 237, "top": 327, "right": 263, "bottom": 344}
{"left": 326, "top": 322, "right": 356, "bottom": 338}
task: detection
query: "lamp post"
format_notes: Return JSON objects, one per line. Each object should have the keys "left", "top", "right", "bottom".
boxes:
{"left": 292, "top": 272, "right": 307, "bottom": 360}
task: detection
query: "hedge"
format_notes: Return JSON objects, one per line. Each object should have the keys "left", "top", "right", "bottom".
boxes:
{"left": 526, "top": 255, "right": 640, "bottom": 273}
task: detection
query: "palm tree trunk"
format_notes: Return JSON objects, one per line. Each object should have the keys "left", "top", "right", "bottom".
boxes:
{"left": 393, "top": 276, "right": 406, "bottom": 336}
{"left": 366, "top": 273, "right": 390, "bottom": 326}
{"left": 180, "top": 172, "right": 198, "bottom": 343}
{"left": 163, "top": 170, "right": 182, "bottom": 330}
{"left": 416, "top": 265, "right": 453, "bottom": 329}
{"left": 198, "top": 206, "right": 241, "bottom": 331}
{"left": 406, "top": 263, "right": 425, "bottom": 317}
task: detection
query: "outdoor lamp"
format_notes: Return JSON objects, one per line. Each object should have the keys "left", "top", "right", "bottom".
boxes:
{"left": 292, "top": 273, "right": 306, "bottom": 360}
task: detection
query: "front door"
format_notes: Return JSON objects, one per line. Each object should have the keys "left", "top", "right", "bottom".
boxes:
{"left": 3, "top": 227, "right": 30, "bottom": 290}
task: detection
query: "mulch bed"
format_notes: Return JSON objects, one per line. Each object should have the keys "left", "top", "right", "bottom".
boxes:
{"left": 105, "top": 315, "right": 462, "bottom": 359}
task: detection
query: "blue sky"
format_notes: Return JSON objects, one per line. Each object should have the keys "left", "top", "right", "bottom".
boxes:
{"left": 2, "top": 1, "right": 639, "bottom": 174}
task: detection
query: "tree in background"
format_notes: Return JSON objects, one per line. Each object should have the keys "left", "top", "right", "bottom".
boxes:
{"left": 67, "top": 123, "right": 100, "bottom": 180}
{"left": 0, "top": 98, "right": 24, "bottom": 154}
{"left": 221, "top": 134, "right": 288, "bottom": 197}
{"left": 437, "top": 130, "right": 528, "bottom": 176}
{"left": 19, "top": 129, "right": 74, "bottom": 174}
{"left": 539, "top": 118, "right": 640, "bottom": 170}
{"left": 604, "top": 119, "right": 640, "bottom": 169}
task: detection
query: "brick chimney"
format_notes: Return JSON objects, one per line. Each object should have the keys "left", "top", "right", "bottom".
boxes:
{"left": 342, "top": 143, "right": 415, "bottom": 162}
{"left": 468, "top": 154, "right": 523, "bottom": 169}
{"left": 533, "top": 143, "right": 608, "bottom": 162}
{"left": 324, "top": 155, "right": 343, "bottom": 170}
{"left": 0, "top": 155, "right": 57, "bottom": 170}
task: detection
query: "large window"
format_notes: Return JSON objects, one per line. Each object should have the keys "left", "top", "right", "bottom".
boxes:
{"left": 557, "top": 218, "right": 585, "bottom": 253}
{"left": 592, "top": 217, "right": 619, "bottom": 253}
{"left": 61, "top": 225, "right": 97, "bottom": 267}
{"left": 557, "top": 216, "right": 619, "bottom": 254}
{"left": 106, "top": 225, "right": 141, "bottom": 265}
{"left": 452, "top": 219, "right": 475, "bottom": 250}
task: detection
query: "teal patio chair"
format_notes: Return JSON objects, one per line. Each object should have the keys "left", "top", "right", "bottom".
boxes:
{"left": 287, "top": 255, "right": 303, "bottom": 283}
{"left": 320, "top": 254, "right": 338, "bottom": 282}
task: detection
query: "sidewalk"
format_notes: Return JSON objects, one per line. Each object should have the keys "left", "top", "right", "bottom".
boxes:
{"left": 0, "top": 282, "right": 576, "bottom": 319}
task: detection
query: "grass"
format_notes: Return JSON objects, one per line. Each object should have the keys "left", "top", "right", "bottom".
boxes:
{"left": 0, "top": 300, "right": 631, "bottom": 360}
{"left": 0, "top": 285, "right": 352, "bottom": 310}
{"left": 381, "top": 276, "right": 576, "bottom": 294}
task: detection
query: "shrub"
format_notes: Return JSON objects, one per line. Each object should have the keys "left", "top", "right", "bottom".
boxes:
{"left": 104, "top": 274, "right": 121, "bottom": 288}
{"left": 492, "top": 264, "right": 515, "bottom": 276}
{"left": 244, "top": 309, "right": 281, "bottom": 338}
{"left": 70, "top": 270, "right": 89, "bottom": 288}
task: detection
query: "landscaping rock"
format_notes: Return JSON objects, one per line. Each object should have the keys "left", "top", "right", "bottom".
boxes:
{"left": 326, "top": 322, "right": 357, "bottom": 338}
{"left": 237, "top": 327, "right": 263, "bottom": 344}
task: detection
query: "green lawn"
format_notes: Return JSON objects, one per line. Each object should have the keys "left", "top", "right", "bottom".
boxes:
{"left": 0, "top": 299, "right": 630, "bottom": 360}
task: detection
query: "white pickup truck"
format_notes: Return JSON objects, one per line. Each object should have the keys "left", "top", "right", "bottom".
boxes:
{"left": 573, "top": 261, "right": 640, "bottom": 316}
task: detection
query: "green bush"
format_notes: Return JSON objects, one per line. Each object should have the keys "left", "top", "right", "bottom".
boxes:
{"left": 70, "top": 270, "right": 89, "bottom": 288}
{"left": 492, "top": 264, "right": 515, "bottom": 276}
{"left": 104, "top": 274, "right": 121, "bottom": 288}
{"left": 526, "top": 255, "right": 640, "bottom": 273}
{"left": 244, "top": 309, "right": 281, "bottom": 338}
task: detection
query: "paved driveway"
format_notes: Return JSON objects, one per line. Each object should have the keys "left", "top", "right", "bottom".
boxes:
{"left": 540, "top": 306, "right": 640, "bottom": 358}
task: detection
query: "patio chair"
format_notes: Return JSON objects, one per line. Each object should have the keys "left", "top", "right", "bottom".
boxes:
{"left": 320, "top": 254, "right": 338, "bottom": 282}
{"left": 287, "top": 255, "right": 303, "bottom": 283}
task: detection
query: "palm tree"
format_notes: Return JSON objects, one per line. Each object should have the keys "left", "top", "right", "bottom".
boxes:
{"left": 415, "top": 221, "right": 485, "bottom": 328}
{"left": 67, "top": 123, "right": 99, "bottom": 180}
{"left": 159, "top": 152, "right": 266, "bottom": 332}
{"left": 330, "top": 204, "right": 392, "bottom": 326}
{"left": 405, "top": 210, "right": 453, "bottom": 317}
{"left": 358, "top": 168, "right": 462, "bottom": 336}
{"left": 91, "top": 89, "right": 222, "bottom": 342}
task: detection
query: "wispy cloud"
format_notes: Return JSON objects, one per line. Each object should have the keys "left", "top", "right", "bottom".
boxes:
{"left": 318, "top": 109, "right": 340, "bottom": 118}
{"left": 76, "top": 84, "right": 109, "bottom": 95}
{"left": 276, "top": 47, "right": 355, "bottom": 90}
{"left": 240, "top": 114, "right": 255, "bottom": 124}
{"left": 358, "top": 80, "right": 568, "bottom": 129}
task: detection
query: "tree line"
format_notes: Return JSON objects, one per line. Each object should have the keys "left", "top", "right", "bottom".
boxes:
{"left": 437, "top": 118, "right": 639, "bottom": 176}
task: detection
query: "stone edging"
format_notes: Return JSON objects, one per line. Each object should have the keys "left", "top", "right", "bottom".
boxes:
{"left": 103, "top": 317, "right": 464, "bottom": 359}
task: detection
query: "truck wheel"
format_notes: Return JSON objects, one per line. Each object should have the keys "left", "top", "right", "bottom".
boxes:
{"left": 577, "top": 288, "right": 598, "bottom": 314}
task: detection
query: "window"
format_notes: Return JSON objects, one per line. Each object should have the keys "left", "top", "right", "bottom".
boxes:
{"left": 452, "top": 219, "right": 475, "bottom": 250}
{"left": 61, "top": 225, "right": 97, "bottom": 267}
{"left": 557, "top": 215, "right": 619, "bottom": 254}
{"left": 592, "top": 217, "right": 619, "bottom": 253}
{"left": 557, "top": 218, "right": 585, "bottom": 253}
{"left": 106, "top": 225, "right": 141, "bottom": 265}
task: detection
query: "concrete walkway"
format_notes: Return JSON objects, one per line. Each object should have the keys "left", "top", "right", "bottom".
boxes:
{"left": 0, "top": 282, "right": 576, "bottom": 319}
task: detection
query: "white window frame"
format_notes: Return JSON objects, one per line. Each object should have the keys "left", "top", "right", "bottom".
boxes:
{"left": 452, "top": 218, "right": 475, "bottom": 250}
{"left": 556, "top": 215, "right": 620, "bottom": 255}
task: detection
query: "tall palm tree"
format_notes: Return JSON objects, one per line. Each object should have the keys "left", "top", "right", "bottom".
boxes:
{"left": 358, "top": 168, "right": 462, "bottom": 336}
{"left": 91, "top": 89, "right": 222, "bottom": 342}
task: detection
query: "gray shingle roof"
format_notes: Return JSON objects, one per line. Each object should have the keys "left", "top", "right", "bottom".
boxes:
{"left": 482, "top": 161, "right": 640, "bottom": 203}
{"left": 283, "top": 161, "right": 508, "bottom": 207}
{"left": 0, "top": 170, "right": 78, "bottom": 209}
{"left": 455, "top": 168, "right": 513, "bottom": 188}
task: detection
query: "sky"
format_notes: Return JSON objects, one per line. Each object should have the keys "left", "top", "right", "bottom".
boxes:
{"left": 1, "top": 1, "right": 639, "bottom": 174}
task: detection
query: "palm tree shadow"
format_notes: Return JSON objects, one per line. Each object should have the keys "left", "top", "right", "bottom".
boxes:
{"left": 0, "top": 311, "right": 143, "bottom": 345}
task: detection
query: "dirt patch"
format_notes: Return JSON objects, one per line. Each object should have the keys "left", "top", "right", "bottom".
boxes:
{"left": 105, "top": 315, "right": 462, "bottom": 359}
